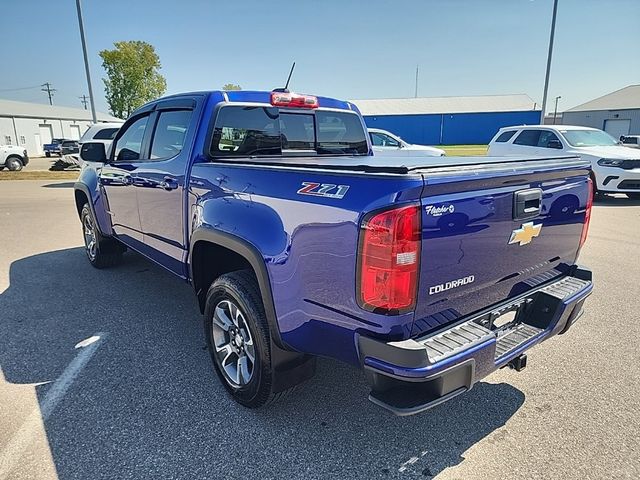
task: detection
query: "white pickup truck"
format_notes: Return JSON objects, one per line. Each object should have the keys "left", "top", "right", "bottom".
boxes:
{"left": 0, "top": 145, "right": 29, "bottom": 171}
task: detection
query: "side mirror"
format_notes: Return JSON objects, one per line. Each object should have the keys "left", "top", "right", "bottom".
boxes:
{"left": 547, "top": 139, "right": 563, "bottom": 149}
{"left": 80, "top": 142, "right": 107, "bottom": 162}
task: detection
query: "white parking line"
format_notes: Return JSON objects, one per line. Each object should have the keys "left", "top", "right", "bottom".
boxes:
{"left": 0, "top": 333, "right": 107, "bottom": 479}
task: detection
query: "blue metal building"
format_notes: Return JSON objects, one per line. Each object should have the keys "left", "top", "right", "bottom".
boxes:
{"left": 352, "top": 94, "right": 541, "bottom": 145}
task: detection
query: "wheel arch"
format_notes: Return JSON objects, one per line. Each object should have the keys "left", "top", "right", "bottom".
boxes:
{"left": 74, "top": 182, "right": 105, "bottom": 236}
{"left": 189, "top": 228, "right": 287, "bottom": 350}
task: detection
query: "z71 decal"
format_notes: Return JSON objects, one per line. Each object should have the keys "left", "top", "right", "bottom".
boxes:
{"left": 297, "top": 182, "right": 350, "bottom": 199}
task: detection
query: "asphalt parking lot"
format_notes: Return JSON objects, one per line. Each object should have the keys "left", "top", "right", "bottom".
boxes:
{"left": 0, "top": 180, "right": 639, "bottom": 480}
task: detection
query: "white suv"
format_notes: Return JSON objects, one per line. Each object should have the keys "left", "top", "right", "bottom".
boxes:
{"left": 488, "top": 125, "right": 640, "bottom": 199}
{"left": 78, "top": 122, "right": 122, "bottom": 162}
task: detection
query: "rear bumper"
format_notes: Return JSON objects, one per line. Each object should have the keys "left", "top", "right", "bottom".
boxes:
{"left": 358, "top": 267, "right": 593, "bottom": 416}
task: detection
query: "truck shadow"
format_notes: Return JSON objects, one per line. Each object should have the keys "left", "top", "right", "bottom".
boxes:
{"left": 0, "top": 248, "right": 525, "bottom": 479}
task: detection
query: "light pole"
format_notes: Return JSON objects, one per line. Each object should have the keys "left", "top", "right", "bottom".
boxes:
{"left": 75, "top": 0, "right": 97, "bottom": 123}
{"left": 553, "top": 96, "right": 561, "bottom": 124}
{"left": 540, "top": 0, "right": 559, "bottom": 124}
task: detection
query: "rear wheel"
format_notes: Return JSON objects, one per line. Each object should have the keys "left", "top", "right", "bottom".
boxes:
{"left": 204, "top": 270, "right": 279, "bottom": 408}
{"left": 80, "top": 204, "right": 123, "bottom": 268}
{"left": 6, "top": 157, "right": 23, "bottom": 171}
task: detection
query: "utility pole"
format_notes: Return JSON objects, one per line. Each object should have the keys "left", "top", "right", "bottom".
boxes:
{"left": 41, "top": 82, "right": 56, "bottom": 105}
{"left": 553, "top": 95, "right": 561, "bottom": 124}
{"left": 79, "top": 95, "right": 89, "bottom": 109}
{"left": 541, "top": 0, "right": 559, "bottom": 124}
{"left": 75, "top": 0, "right": 97, "bottom": 123}
{"left": 414, "top": 65, "right": 419, "bottom": 98}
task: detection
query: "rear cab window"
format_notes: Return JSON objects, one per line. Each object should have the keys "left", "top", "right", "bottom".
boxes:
{"left": 210, "top": 105, "right": 368, "bottom": 158}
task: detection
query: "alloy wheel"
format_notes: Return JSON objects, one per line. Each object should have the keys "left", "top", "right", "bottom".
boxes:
{"left": 211, "top": 299, "right": 256, "bottom": 387}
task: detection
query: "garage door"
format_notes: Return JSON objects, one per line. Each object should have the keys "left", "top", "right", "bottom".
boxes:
{"left": 604, "top": 119, "right": 631, "bottom": 140}
{"left": 70, "top": 124, "right": 81, "bottom": 140}
{"left": 39, "top": 124, "right": 53, "bottom": 145}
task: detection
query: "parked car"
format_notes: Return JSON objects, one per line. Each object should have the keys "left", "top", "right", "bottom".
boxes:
{"left": 620, "top": 135, "right": 640, "bottom": 149}
{"left": 43, "top": 138, "right": 68, "bottom": 157}
{"left": 74, "top": 90, "right": 593, "bottom": 415}
{"left": 368, "top": 128, "right": 445, "bottom": 157}
{"left": 60, "top": 140, "right": 79, "bottom": 155}
{"left": 0, "top": 144, "right": 29, "bottom": 171}
{"left": 488, "top": 125, "right": 640, "bottom": 199}
{"left": 78, "top": 122, "right": 122, "bottom": 162}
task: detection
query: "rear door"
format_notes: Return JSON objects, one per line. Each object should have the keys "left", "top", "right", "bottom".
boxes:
{"left": 134, "top": 102, "right": 196, "bottom": 276}
{"left": 412, "top": 156, "right": 590, "bottom": 336}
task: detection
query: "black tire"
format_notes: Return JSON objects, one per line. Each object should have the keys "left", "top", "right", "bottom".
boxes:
{"left": 627, "top": 193, "right": 640, "bottom": 200}
{"left": 6, "top": 157, "right": 23, "bottom": 171}
{"left": 45, "top": 152, "right": 51, "bottom": 158}
{"left": 204, "top": 270, "right": 279, "bottom": 408}
{"left": 80, "top": 203, "right": 123, "bottom": 268}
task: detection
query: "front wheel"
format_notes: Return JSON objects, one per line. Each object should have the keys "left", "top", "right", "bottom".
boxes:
{"left": 45, "top": 152, "right": 51, "bottom": 157}
{"left": 6, "top": 157, "right": 23, "bottom": 171}
{"left": 204, "top": 270, "right": 278, "bottom": 408}
{"left": 80, "top": 204, "right": 123, "bottom": 268}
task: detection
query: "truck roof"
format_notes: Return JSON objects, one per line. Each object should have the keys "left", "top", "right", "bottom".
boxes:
{"left": 138, "top": 90, "right": 357, "bottom": 113}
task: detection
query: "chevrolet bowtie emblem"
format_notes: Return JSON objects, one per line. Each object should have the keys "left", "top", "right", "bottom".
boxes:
{"left": 509, "top": 222, "right": 542, "bottom": 246}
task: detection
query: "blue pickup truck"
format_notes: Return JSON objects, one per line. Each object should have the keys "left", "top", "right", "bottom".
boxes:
{"left": 74, "top": 90, "right": 593, "bottom": 415}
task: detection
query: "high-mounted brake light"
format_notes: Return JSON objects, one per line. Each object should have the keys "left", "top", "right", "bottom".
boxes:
{"left": 270, "top": 91, "right": 319, "bottom": 109}
{"left": 357, "top": 205, "right": 421, "bottom": 313}
{"left": 579, "top": 178, "right": 593, "bottom": 250}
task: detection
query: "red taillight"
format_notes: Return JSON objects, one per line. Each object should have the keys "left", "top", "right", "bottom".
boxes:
{"left": 579, "top": 178, "right": 593, "bottom": 249}
{"left": 358, "top": 205, "right": 421, "bottom": 313}
{"left": 270, "top": 91, "right": 319, "bottom": 109}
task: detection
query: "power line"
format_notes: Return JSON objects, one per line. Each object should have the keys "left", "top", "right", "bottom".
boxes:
{"left": 79, "top": 95, "right": 89, "bottom": 109}
{"left": 41, "top": 82, "right": 57, "bottom": 105}
{"left": 0, "top": 85, "right": 42, "bottom": 93}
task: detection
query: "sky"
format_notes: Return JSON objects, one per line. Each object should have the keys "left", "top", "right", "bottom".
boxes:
{"left": 0, "top": 0, "right": 638, "bottom": 115}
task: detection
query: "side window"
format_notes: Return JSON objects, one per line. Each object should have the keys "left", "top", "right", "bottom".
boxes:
{"left": 113, "top": 116, "right": 149, "bottom": 161}
{"left": 370, "top": 132, "right": 386, "bottom": 146}
{"left": 513, "top": 130, "right": 542, "bottom": 146}
{"left": 495, "top": 130, "right": 516, "bottom": 143}
{"left": 150, "top": 110, "right": 193, "bottom": 160}
{"left": 378, "top": 133, "right": 400, "bottom": 147}
{"left": 538, "top": 131, "right": 562, "bottom": 148}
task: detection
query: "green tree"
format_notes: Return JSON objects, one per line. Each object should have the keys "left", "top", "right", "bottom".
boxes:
{"left": 222, "top": 83, "right": 242, "bottom": 91}
{"left": 99, "top": 41, "right": 167, "bottom": 118}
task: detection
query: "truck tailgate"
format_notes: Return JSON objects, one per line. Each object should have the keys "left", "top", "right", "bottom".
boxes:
{"left": 412, "top": 156, "right": 591, "bottom": 336}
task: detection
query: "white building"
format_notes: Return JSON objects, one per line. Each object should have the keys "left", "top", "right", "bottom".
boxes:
{"left": 562, "top": 85, "right": 640, "bottom": 139}
{"left": 0, "top": 99, "right": 122, "bottom": 156}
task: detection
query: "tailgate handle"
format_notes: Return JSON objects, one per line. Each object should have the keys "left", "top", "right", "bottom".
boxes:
{"left": 513, "top": 188, "right": 542, "bottom": 220}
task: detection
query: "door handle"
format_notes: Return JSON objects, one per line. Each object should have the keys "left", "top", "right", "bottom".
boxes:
{"left": 159, "top": 176, "right": 179, "bottom": 191}
{"left": 513, "top": 188, "right": 542, "bottom": 220}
